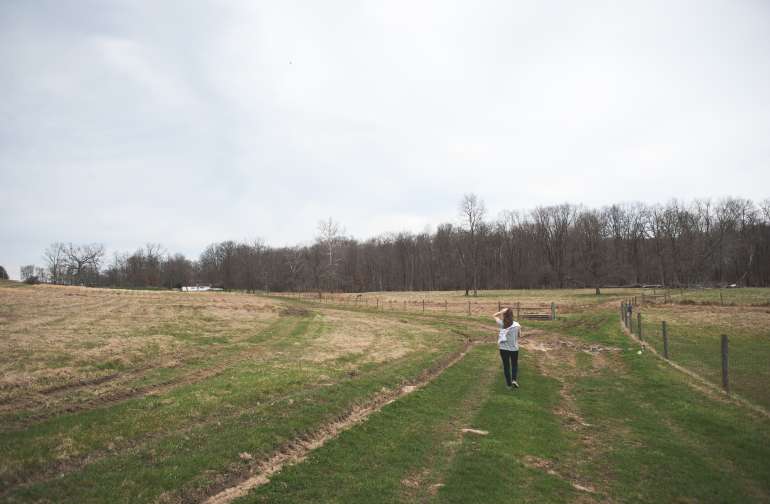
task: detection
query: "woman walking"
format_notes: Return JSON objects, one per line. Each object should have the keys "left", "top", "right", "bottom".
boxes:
{"left": 493, "top": 307, "right": 521, "bottom": 389}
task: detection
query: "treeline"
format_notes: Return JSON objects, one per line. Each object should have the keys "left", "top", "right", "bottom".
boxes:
{"left": 27, "top": 196, "right": 770, "bottom": 292}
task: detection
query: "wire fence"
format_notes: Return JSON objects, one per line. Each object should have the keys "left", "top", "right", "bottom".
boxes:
{"left": 274, "top": 291, "right": 558, "bottom": 320}
{"left": 635, "top": 287, "right": 770, "bottom": 307}
{"left": 620, "top": 299, "right": 769, "bottom": 411}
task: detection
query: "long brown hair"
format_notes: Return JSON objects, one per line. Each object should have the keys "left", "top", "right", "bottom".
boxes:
{"left": 502, "top": 308, "right": 513, "bottom": 329}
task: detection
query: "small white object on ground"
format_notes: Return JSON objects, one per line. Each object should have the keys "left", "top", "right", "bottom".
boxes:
{"left": 461, "top": 428, "right": 489, "bottom": 436}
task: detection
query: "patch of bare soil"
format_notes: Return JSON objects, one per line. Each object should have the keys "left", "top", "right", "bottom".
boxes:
{"left": 278, "top": 306, "right": 311, "bottom": 317}
{"left": 522, "top": 455, "right": 597, "bottom": 495}
{"left": 177, "top": 343, "right": 476, "bottom": 504}
{"left": 520, "top": 330, "right": 623, "bottom": 375}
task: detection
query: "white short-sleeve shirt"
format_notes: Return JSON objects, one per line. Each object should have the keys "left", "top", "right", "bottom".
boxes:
{"left": 497, "top": 320, "right": 520, "bottom": 351}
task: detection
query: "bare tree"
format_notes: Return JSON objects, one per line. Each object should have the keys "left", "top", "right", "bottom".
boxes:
{"left": 532, "top": 204, "right": 575, "bottom": 288}
{"left": 65, "top": 243, "right": 105, "bottom": 285}
{"left": 43, "top": 242, "right": 67, "bottom": 284}
{"left": 760, "top": 198, "right": 770, "bottom": 223}
{"left": 35, "top": 196, "right": 770, "bottom": 291}
{"left": 317, "top": 218, "right": 343, "bottom": 267}
{"left": 285, "top": 246, "right": 305, "bottom": 292}
{"left": 20, "top": 265, "right": 36, "bottom": 282}
{"left": 317, "top": 218, "right": 344, "bottom": 291}
{"left": 459, "top": 193, "right": 486, "bottom": 296}
{"left": 573, "top": 209, "right": 606, "bottom": 289}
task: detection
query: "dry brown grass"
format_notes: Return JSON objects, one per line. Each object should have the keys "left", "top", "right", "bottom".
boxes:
{"left": 283, "top": 288, "right": 645, "bottom": 316}
{"left": 306, "top": 309, "right": 438, "bottom": 364}
{"left": 641, "top": 303, "right": 770, "bottom": 335}
{"left": 0, "top": 285, "right": 281, "bottom": 402}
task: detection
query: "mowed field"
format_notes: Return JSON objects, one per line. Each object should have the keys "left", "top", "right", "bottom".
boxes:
{"left": 1, "top": 281, "right": 769, "bottom": 503}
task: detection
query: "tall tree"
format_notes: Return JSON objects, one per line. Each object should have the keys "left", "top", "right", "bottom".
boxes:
{"left": 317, "top": 218, "right": 344, "bottom": 291}
{"left": 43, "top": 242, "right": 67, "bottom": 284}
{"left": 459, "top": 193, "right": 486, "bottom": 296}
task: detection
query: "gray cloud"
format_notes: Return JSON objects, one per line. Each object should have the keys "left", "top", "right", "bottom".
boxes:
{"left": 2, "top": 0, "right": 769, "bottom": 279}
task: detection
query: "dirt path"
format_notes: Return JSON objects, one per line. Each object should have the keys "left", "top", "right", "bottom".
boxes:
{"left": 197, "top": 342, "right": 477, "bottom": 504}
{"left": 518, "top": 329, "right": 623, "bottom": 500}
{"left": 198, "top": 326, "right": 605, "bottom": 504}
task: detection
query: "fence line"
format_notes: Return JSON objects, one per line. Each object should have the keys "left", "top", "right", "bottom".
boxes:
{"left": 619, "top": 299, "right": 768, "bottom": 418}
{"left": 271, "top": 292, "right": 558, "bottom": 320}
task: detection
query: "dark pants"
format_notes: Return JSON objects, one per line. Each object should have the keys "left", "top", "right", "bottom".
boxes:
{"left": 499, "top": 349, "right": 519, "bottom": 386}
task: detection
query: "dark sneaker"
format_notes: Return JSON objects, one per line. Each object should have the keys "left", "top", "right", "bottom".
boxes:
{"left": 511, "top": 380, "right": 519, "bottom": 388}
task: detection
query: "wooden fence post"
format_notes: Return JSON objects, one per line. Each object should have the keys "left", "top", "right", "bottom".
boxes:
{"left": 721, "top": 335, "right": 729, "bottom": 393}
{"left": 498, "top": 300, "right": 501, "bottom": 311}
{"left": 422, "top": 299, "right": 425, "bottom": 313}
{"left": 445, "top": 300, "right": 448, "bottom": 312}
{"left": 625, "top": 303, "right": 629, "bottom": 328}
{"left": 467, "top": 301, "right": 471, "bottom": 316}
{"left": 550, "top": 302, "right": 556, "bottom": 321}
{"left": 403, "top": 300, "right": 406, "bottom": 311}
{"left": 720, "top": 291, "right": 724, "bottom": 306}
{"left": 376, "top": 298, "right": 379, "bottom": 310}
{"left": 662, "top": 321, "right": 668, "bottom": 358}
{"left": 637, "top": 312, "right": 642, "bottom": 340}
{"left": 516, "top": 302, "right": 520, "bottom": 320}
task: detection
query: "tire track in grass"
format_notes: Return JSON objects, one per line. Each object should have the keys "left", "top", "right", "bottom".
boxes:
{"left": 201, "top": 341, "right": 478, "bottom": 504}
{"left": 1, "top": 318, "right": 305, "bottom": 430}
{"left": 436, "top": 337, "right": 589, "bottom": 504}
{"left": 0, "top": 316, "right": 317, "bottom": 496}
{"left": 397, "top": 350, "right": 499, "bottom": 502}
{"left": 521, "top": 330, "right": 611, "bottom": 498}
{"left": 0, "top": 367, "right": 333, "bottom": 497}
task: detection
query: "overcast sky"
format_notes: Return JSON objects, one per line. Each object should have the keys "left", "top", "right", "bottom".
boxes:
{"left": 2, "top": 1, "right": 769, "bottom": 279}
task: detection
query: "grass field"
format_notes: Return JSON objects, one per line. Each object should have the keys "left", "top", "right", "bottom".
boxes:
{"left": 1, "top": 281, "right": 769, "bottom": 503}
{"left": 630, "top": 303, "right": 770, "bottom": 410}
{"left": 665, "top": 287, "right": 770, "bottom": 306}
{"left": 287, "top": 288, "right": 644, "bottom": 317}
